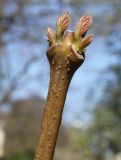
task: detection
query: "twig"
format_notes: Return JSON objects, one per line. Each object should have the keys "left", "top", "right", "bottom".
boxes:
{"left": 34, "top": 12, "right": 93, "bottom": 160}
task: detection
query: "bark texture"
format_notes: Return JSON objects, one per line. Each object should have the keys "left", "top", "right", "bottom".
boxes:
{"left": 34, "top": 12, "right": 93, "bottom": 160}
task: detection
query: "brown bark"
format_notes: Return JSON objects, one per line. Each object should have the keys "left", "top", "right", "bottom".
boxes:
{"left": 34, "top": 12, "right": 93, "bottom": 160}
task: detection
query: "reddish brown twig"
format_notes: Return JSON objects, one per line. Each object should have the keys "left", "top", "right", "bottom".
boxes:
{"left": 34, "top": 12, "right": 93, "bottom": 160}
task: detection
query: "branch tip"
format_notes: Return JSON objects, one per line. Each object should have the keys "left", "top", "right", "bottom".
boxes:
{"left": 47, "top": 26, "right": 55, "bottom": 45}
{"left": 75, "top": 13, "right": 92, "bottom": 38}
{"left": 80, "top": 13, "right": 92, "bottom": 23}
{"left": 79, "top": 34, "right": 93, "bottom": 51}
{"left": 56, "top": 12, "right": 71, "bottom": 39}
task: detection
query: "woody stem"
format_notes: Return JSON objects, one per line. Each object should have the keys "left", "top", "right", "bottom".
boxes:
{"left": 34, "top": 53, "right": 74, "bottom": 160}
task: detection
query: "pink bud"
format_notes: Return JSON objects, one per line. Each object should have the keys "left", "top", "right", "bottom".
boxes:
{"left": 75, "top": 13, "right": 92, "bottom": 38}
{"left": 79, "top": 34, "right": 93, "bottom": 50}
{"left": 56, "top": 12, "right": 71, "bottom": 38}
{"left": 47, "top": 27, "right": 55, "bottom": 45}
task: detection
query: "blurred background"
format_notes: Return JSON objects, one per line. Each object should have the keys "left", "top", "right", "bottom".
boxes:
{"left": 0, "top": 0, "right": 121, "bottom": 160}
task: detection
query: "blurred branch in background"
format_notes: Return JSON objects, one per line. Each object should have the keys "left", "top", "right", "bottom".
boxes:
{"left": 0, "top": 0, "right": 121, "bottom": 160}
{"left": 83, "top": 1, "right": 121, "bottom": 160}
{"left": 0, "top": 1, "right": 46, "bottom": 160}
